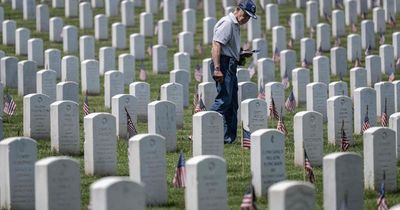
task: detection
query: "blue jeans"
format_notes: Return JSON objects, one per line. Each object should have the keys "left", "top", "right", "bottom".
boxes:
{"left": 209, "top": 55, "right": 238, "bottom": 144}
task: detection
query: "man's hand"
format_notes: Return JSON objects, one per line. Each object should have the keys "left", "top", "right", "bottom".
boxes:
{"left": 213, "top": 67, "right": 224, "bottom": 83}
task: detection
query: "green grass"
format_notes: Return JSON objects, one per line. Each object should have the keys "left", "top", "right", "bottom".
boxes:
{"left": 1, "top": 0, "right": 400, "bottom": 209}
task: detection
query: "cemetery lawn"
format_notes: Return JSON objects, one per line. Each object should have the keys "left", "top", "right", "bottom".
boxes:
{"left": 1, "top": 1, "right": 400, "bottom": 209}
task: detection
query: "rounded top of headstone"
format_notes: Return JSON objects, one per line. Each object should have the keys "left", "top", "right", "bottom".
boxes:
{"left": 323, "top": 152, "right": 361, "bottom": 161}
{"left": 374, "top": 81, "right": 393, "bottom": 88}
{"left": 347, "top": 33, "right": 361, "bottom": 38}
{"left": 361, "top": 19, "right": 373, "bottom": 24}
{"left": 313, "top": 55, "right": 328, "bottom": 61}
{"left": 170, "top": 69, "right": 190, "bottom": 75}
{"left": 0, "top": 136, "right": 37, "bottom": 146}
{"left": 100, "top": 46, "right": 115, "bottom": 51}
{"left": 119, "top": 53, "right": 134, "bottom": 59}
{"left": 130, "top": 33, "right": 144, "bottom": 38}
{"left": 35, "top": 156, "right": 79, "bottom": 167}
{"left": 148, "top": 100, "right": 176, "bottom": 108}
{"left": 306, "top": 1, "right": 317, "bottom": 5}
{"left": 50, "top": 100, "right": 78, "bottom": 107}
{"left": 294, "top": 110, "right": 323, "bottom": 119}
{"left": 327, "top": 95, "right": 351, "bottom": 103}
{"left": 251, "top": 128, "right": 284, "bottom": 139}
{"left": 350, "top": 67, "right": 367, "bottom": 72}
{"left": 16, "top": 27, "right": 30, "bottom": 32}
{"left": 24, "top": 93, "right": 50, "bottom": 102}
{"left": 57, "top": 81, "right": 79, "bottom": 86}
{"left": 161, "top": 82, "right": 183, "bottom": 89}
{"left": 104, "top": 70, "right": 122, "bottom": 76}
{"left": 193, "top": 110, "right": 223, "bottom": 118}
{"left": 174, "top": 51, "right": 190, "bottom": 57}
{"left": 84, "top": 112, "right": 115, "bottom": 120}
{"left": 1, "top": 56, "right": 17, "bottom": 61}
{"left": 389, "top": 112, "right": 400, "bottom": 119}
{"left": 82, "top": 59, "right": 98, "bottom": 65}
{"left": 63, "top": 25, "right": 78, "bottom": 30}
{"left": 329, "top": 80, "right": 346, "bottom": 86}
{"left": 238, "top": 81, "right": 256, "bottom": 87}
{"left": 363, "top": 127, "right": 395, "bottom": 136}
{"left": 128, "top": 133, "right": 166, "bottom": 147}
{"left": 316, "top": 22, "right": 329, "bottom": 28}
{"left": 95, "top": 14, "right": 107, "bottom": 18}
{"left": 80, "top": 35, "right": 95, "bottom": 40}
{"left": 241, "top": 98, "right": 266, "bottom": 106}
{"left": 153, "top": 44, "right": 168, "bottom": 49}
{"left": 45, "top": 48, "right": 61, "bottom": 53}
{"left": 280, "top": 49, "right": 295, "bottom": 55}
{"left": 252, "top": 38, "right": 266, "bottom": 43}
{"left": 265, "top": 81, "right": 284, "bottom": 88}
{"left": 186, "top": 155, "right": 226, "bottom": 167}
{"left": 50, "top": 16, "right": 63, "bottom": 21}
{"left": 18, "top": 59, "right": 36, "bottom": 65}
{"left": 379, "top": 44, "right": 393, "bottom": 49}
{"left": 37, "top": 68, "right": 57, "bottom": 75}
{"left": 306, "top": 82, "right": 327, "bottom": 88}
{"left": 203, "top": 58, "right": 212, "bottom": 62}
{"left": 268, "top": 180, "right": 315, "bottom": 193}
{"left": 353, "top": 86, "right": 375, "bottom": 94}
{"left": 291, "top": 12, "right": 303, "bottom": 17}
{"left": 112, "top": 94, "right": 135, "bottom": 101}
{"left": 129, "top": 81, "right": 150, "bottom": 87}
{"left": 90, "top": 176, "right": 144, "bottom": 190}
{"left": 330, "top": 46, "right": 345, "bottom": 52}
{"left": 293, "top": 67, "right": 309, "bottom": 73}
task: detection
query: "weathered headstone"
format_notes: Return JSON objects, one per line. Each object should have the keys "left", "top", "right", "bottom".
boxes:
{"left": 0, "top": 137, "right": 37, "bottom": 210}
{"left": 81, "top": 59, "right": 100, "bottom": 95}
{"left": 347, "top": 34, "right": 362, "bottom": 62}
{"left": 266, "top": 4, "right": 279, "bottom": 30}
{"left": 84, "top": 113, "right": 117, "bottom": 176}
{"left": 265, "top": 82, "right": 285, "bottom": 116}
{"left": 375, "top": 82, "right": 395, "bottom": 119}
{"left": 170, "top": 69, "right": 190, "bottom": 107}
{"left": 15, "top": 27, "right": 30, "bottom": 55}
{"left": 56, "top": 81, "right": 79, "bottom": 103}
{"left": 292, "top": 68, "right": 310, "bottom": 105}
{"left": 3, "top": 20, "right": 16, "bottom": 45}
{"left": 94, "top": 14, "right": 108, "bottom": 40}
{"left": 354, "top": 87, "right": 377, "bottom": 134}
{"left": 50, "top": 100, "right": 79, "bottom": 154}
{"left": 192, "top": 111, "right": 224, "bottom": 157}
{"left": 129, "top": 133, "right": 168, "bottom": 205}
{"left": 1, "top": 56, "right": 18, "bottom": 88}
{"left": 328, "top": 81, "right": 348, "bottom": 97}
{"left": 104, "top": 70, "right": 124, "bottom": 108}
{"left": 152, "top": 45, "right": 168, "bottom": 74}
{"left": 18, "top": 60, "right": 36, "bottom": 96}
{"left": 161, "top": 82, "right": 184, "bottom": 128}
{"left": 49, "top": 17, "right": 63, "bottom": 42}
{"left": 332, "top": 10, "right": 345, "bottom": 37}
{"left": 350, "top": 67, "right": 368, "bottom": 97}
{"left": 294, "top": 111, "right": 323, "bottom": 167}
{"left": 129, "top": 82, "right": 150, "bottom": 121}
{"left": 35, "top": 157, "right": 80, "bottom": 210}
{"left": 306, "top": 1, "right": 318, "bottom": 29}
{"left": 62, "top": 25, "right": 78, "bottom": 53}
{"left": 185, "top": 155, "right": 227, "bottom": 210}
{"left": 112, "top": 22, "right": 126, "bottom": 49}
{"left": 36, "top": 4, "right": 49, "bottom": 32}
{"left": 111, "top": 94, "right": 137, "bottom": 139}
{"left": 79, "top": 35, "right": 95, "bottom": 62}
{"left": 105, "top": 0, "right": 118, "bottom": 16}
{"left": 61, "top": 55, "right": 78, "bottom": 83}
{"left": 291, "top": 13, "right": 304, "bottom": 40}
{"left": 323, "top": 152, "right": 364, "bottom": 210}
{"left": 158, "top": 19, "right": 172, "bottom": 47}
{"left": 198, "top": 82, "right": 218, "bottom": 110}
{"left": 365, "top": 55, "right": 381, "bottom": 86}
{"left": 251, "top": 129, "right": 286, "bottom": 197}
{"left": 65, "top": 0, "right": 78, "bottom": 17}
{"left": 118, "top": 53, "right": 135, "bottom": 85}
{"left": 361, "top": 20, "right": 375, "bottom": 49}
{"left": 148, "top": 100, "right": 176, "bottom": 151}
{"left": 140, "top": 12, "right": 153, "bottom": 37}
{"left": 330, "top": 47, "right": 347, "bottom": 76}
{"left": 79, "top": 2, "right": 93, "bottom": 29}
{"left": 45, "top": 49, "right": 62, "bottom": 79}
{"left": 316, "top": 23, "right": 331, "bottom": 51}
{"left": 306, "top": 82, "right": 328, "bottom": 122}
{"left": 130, "top": 33, "right": 145, "bottom": 60}
{"left": 380, "top": 44, "right": 395, "bottom": 75}
{"left": 23, "top": 93, "right": 50, "bottom": 139}
{"left": 90, "top": 177, "right": 145, "bottom": 210}
{"left": 179, "top": 31, "right": 194, "bottom": 56}
{"left": 28, "top": 38, "right": 43, "bottom": 66}
{"left": 364, "top": 127, "right": 397, "bottom": 192}
{"left": 268, "top": 181, "right": 315, "bottom": 210}
{"left": 36, "top": 69, "right": 56, "bottom": 102}
{"left": 313, "top": 56, "right": 330, "bottom": 85}
{"left": 300, "top": 37, "right": 315, "bottom": 65}
{"left": 327, "top": 96, "right": 353, "bottom": 145}
{"left": 280, "top": 49, "right": 296, "bottom": 80}
{"left": 99, "top": 46, "right": 116, "bottom": 75}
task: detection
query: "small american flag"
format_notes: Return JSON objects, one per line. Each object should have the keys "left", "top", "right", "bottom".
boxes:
{"left": 3, "top": 94, "right": 16, "bottom": 116}
{"left": 172, "top": 151, "right": 186, "bottom": 188}
{"left": 272, "top": 47, "right": 280, "bottom": 62}
{"left": 147, "top": 43, "right": 152, "bottom": 56}
{"left": 377, "top": 179, "right": 389, "bottom": 210}
{"left": 381, "top": 98, "right": 388, "bottom": 127}
{"left": 242, "top": 126, "right": 251, "bottom": 149}
{"left": 83, "top": 94, "right": 90, "bottom": 116}
{"left": 379, "top": 33, "right": 385, "bottom": 45}
{"left": 194, "top": 64, "right": 202, "bottom": 82}
{"left": 258, "top": 82, "right": 265, "bottom": 100}
{"left": 125, "top": 107, "right": 137, "bottom": 139}
{"left": 196, "top": 42, "right": 204, "bottom": 55}
{"left": 287, "top": 38, "right": 293, "bottom": 49}
{"left": 240, "top": 183, "right": 257, "bottom": 210}
{"left": 139, "top": 61, "right": 147, "bottom": 81}
{"left": 361, "top": 12, "right": 367, "bottom": 19}
{"left": 334, "top": 37, "right": 341, "bottom": 47}
{"left": 340, "top": 120, "right": 350, "bottom": 152}
{"left": 269, "top": 97, "right": 279, "bottom": 120}
{"left": 361, "top": 105, "right": 371, "bottom": 133}
{"left": 351, "top": 23, "right": 357, "bottom": 32}
{"left": 388, "top": 72, "right": 395, "bottom": 82}
{"left": 365, "top": 44, "right": 372, "bottom": 56}
{"left": 194, "top": 96, "right": 207, "bottom": 113}
{"left": 304, "top": 148, "right": 315, "bottom": 184}
{"left": 389, "top": 16, "right": 396, "bottom": 28}
{"left": 281, "top": 70, "right": 289, "bottom": 89}
{"left": 285, "top": 91, "right": 296, "bottom": 112}
{"left": 277, "top": 109, "right": 287, "bottom": 135}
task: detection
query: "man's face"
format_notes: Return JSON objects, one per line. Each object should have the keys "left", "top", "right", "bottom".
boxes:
{"left": 237, "top": 9, "right": 251, "bottom": 25}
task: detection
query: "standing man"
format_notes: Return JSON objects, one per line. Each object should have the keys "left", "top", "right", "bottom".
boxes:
{"left": 210, "top": 0, "right": 257, "bottom": 144}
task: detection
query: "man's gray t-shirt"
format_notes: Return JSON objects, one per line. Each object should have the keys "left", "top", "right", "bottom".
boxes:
{"left": 213, "top": 12, "right": 241, "bottom": 61}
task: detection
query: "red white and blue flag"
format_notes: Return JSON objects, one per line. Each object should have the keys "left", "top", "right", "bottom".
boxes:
{"left": 194, "top": 95, "right": 207, "bottom": 113}
{"left": 269, "top": 97, "right": 279, "bottom": 120}
{"left": 377, "top": 179, "right": 389, "bottom": 210}
{"left": 140, "top": 61, "right": 147, "bottom": 81}
{"left": 258, "top": 82, "right": 265, "bottom": 100}
{"left": 3, "top": 94, "right": 16, "bottom": 116}
{"left": 285, "top": 91, "right": 296, "bottom": 113}
{"left": 125, "top": 107, "right": 137, "bottom": 139}
{"left": 240, "top": 183, "right": 257, "bottom": 210}
{"left": 83, "top": 94, "right": 90, "bottom": 116}
{"left": 242, "top": 126, "right": 251, "bottom": 149}
{"left": 272, "top": 47, "right": 280, "bottom": 62}
{"left": 304, "top": 148, "right": 315, "bottom": 184}
{"left": 277, "top": 109, "right": 287, "bottom": 135}
{"left": 172, "top": 151, "right": 186, "bottom": 188}
{"left": 341, "top": 120, "right": 350, "bottom": 152}
{"left": 381, "top": 98, "right": 388, "bottom": 127}
{"left": 194, "top": 64, "right": 202, "bottom": 82}
{"left": 361, "top": 105, "right": 371, "bottom": 133}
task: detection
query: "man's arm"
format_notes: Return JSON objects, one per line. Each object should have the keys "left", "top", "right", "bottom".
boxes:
{"left": 211, "top": 41, "right": 224, "bottom": 83}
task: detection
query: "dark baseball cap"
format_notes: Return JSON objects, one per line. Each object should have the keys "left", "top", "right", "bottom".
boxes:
{"left": 239, "top": 0, "right": 257, "bottom": 19}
